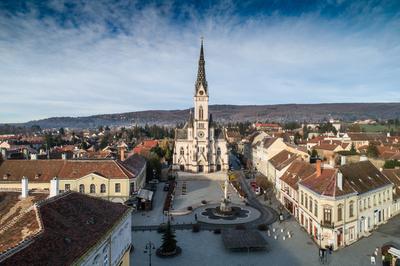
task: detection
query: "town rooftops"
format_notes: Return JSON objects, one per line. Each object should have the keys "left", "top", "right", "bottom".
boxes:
{"left": 280, "top": 160, "right": 316, "bottom": 190}
{"left": 382, "top": 168, "right": 400, "bottom": 200}
{"left": 0, "top": 191, "right": 130, "bottom": 265}
{"left": 0, "top": 155, "right": 145, "bottom": 182}
{"left": 269, "top": 150, "right": 298, "bottom": 171}
{"left": 263, "top": 137, "right": 278, "bottom": 149}
{"left": 339, "top": 160, "right": 392, "bottom": 195}
{"left": 300, "top": 168, "right": 356, "bottom": 197}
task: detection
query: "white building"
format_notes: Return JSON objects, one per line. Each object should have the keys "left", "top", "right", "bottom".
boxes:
{"left": 173, "top": 40, "right": 228, "bottom": 173}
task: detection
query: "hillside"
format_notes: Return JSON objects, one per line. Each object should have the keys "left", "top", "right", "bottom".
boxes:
{"left": 11, "top": 103, "right": 400, "bottom": 129}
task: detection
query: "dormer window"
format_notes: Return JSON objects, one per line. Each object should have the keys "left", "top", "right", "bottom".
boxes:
{"left": 3, "top": 174, "right": 9, "bottom": 180}
{"left": 35, "top": 173, "right": 41, "bottom": 179}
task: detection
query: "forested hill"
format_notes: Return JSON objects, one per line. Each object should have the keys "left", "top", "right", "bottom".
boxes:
{"left": 7, "top": 103, "right": 400, "bottom": 129}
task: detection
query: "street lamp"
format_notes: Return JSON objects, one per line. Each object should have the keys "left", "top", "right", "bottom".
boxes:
{"left": 144, "top": 241, "right": 156, "bottom": 266}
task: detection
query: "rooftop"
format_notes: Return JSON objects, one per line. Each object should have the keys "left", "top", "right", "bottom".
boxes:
{"left": 0, "top": 192, "right": 130, "bottom": 265}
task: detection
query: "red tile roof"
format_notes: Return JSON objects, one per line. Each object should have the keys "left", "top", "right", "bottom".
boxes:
{"left": 280, "top": 161, "right": 316, "bottom": 190}
{"left": 0, "top": 192, "right": 130, "bottom": 265}
{"left": 0, "top": 155, "right": 145, "bottom": 182}
{"left": 269, "top": 150, "right": 298, "bottom": 171}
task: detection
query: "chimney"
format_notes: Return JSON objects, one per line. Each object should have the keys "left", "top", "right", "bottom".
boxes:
{"left": 30, "top": 153, "right": 37, "bottom": 160}
{"left": 61, "top": 153, "right": 67, "bottom": 160}
{"left": 340, "top": 156, "right": 346, "bottom": 166}
{"left": 360, "top": 155, "right": 368, "bottom": 161}
{"left": 316, "top": 159, "right": 322, "bottom": 177}
{"left": 21, "top": 176, "right": 29, "bottom": 198}
{"left": 337, "top": 172, "right": 343, "bottom": 191}
{"left": 119, "top": 146, "right": 125, "bottom": 161}
{"left": 50, "top": 177, "right": 59, "bottom": 197}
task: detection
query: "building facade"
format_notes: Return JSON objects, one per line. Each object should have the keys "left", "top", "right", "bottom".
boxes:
{"left": 173, "top": 40, "right": 228, "bottom": 173}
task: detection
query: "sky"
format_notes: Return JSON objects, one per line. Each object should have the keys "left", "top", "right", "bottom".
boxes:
{"left": 0, "top": 0, "right": 399, "bottom": 123}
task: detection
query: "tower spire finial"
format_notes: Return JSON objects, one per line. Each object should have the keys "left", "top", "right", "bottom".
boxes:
{"left": 195, "top": 37, "right": 207, "bottom": 94}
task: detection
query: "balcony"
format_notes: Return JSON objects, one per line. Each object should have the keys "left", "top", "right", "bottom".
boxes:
{"left": 320, "top": 220, "right": 334, "bottom": 229}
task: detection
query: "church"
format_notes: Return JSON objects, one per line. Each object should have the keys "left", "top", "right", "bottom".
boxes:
{"left": 173, "top": 40, "right": 229, "bottom": 173}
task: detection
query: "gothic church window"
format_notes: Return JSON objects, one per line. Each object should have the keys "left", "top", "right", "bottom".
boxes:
{"left": 180, "top": 147, "right": 184, "bottom": 155}
{"left": 199, "top": 106, "right": 204, "bottom": 120}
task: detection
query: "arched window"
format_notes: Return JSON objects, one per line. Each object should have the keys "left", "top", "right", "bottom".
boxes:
{"left": 90, "top": 184, "right": 96, "bottom": 194}
{"left": 180, "top": 147, "right": 184, "bottom": 156}
{"left": 217, "top": 147, "right": 221, "bottom": 156}
{"left": 199, "top": 106, "right": 203, "bottom": 120}
{"left": 314, "top": 200, "right": 318, "bottom": 216}
{"left": 100, "top": 184, "right": 106, "bottom": 193}
{"left": 79, "top": 184, "right": 85, "bottom": 193}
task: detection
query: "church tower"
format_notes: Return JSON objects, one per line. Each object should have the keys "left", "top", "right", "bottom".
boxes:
{"left": 194, "top": 38, "right": 209, "bottom": 141}
{"left": 173, "top": 38, "right": 229, "bottom": 173}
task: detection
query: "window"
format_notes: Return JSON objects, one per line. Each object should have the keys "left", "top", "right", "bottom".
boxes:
{"left": 349, "top": 201, "right": 354, "bottom": 217}
{"left": 115, "top": 183, "right": 121, "bottom": 193}
{"left": 309, "top": 197, "right": 313, "bottom": 212}
{"left": 198, "top": 123, "right": 204, "bottom": 129}
{"left": 180, "top": 147, "right": 184, "bottom": 155}
{"left": 364, "top": 198, "right": 367, "bottom": 210}
{"left": 368, "top": 197, "right": 371, "bottom": 208}
{"left": 301, "top": 191, "right": 304, "bottom": 205}
{"left": 217, "top": 147, "right": 221, "bottom": 156}
{"left": 90, "top": 184, "right": 96, "bottom": 194}
{"left": 337, "top": 204, "right": 343, "bottom": 221}
{"left": 199, "top": 106, "right": 204, "bottom": 120}
{"left": 373, "top": 195, "right": 376, "bottom": 206}
{"left": 314, "top": 200, "right": 318, "bottom": 217}
{"left": 359, "top": 200, "right": 362, "bottom": 211}
{"left": 378, "top": 193, "right": 381, "bottom": 204}
{"left": 323, "top": 208, "right": 332, "bottom": 224}
{"left": 305, "top": 194, "right": 308, "bottom": 209}
{"left": 65, "top": 184, "right": 70, "bottom": 191}
{"left": 100, "top": 184, "right": 106, "bottom": 193}
{"left": 79, "top": 184, "right": 85, "bottom": 193}
{"left": 349, "top": 227, "right": 355, "bottom": 240}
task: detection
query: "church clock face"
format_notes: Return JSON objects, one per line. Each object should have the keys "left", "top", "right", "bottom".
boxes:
{"left": 197, "top": 131, "right": 205, "bottom": 138}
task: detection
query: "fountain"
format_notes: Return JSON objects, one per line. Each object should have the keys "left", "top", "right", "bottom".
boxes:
{"left": 218, "top": 177, "right": 232, "bottom": 213}
{"left": 200, "top": 175, "right": 250, "bottom": 220}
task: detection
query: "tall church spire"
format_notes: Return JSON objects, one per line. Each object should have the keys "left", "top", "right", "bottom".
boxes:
{"left": 195, "top": 37, "right": 208, "bottom": 95}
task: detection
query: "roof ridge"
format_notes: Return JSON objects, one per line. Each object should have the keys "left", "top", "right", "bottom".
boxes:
{"left": 113, "top": 160, "right": 132, "bottom": 178}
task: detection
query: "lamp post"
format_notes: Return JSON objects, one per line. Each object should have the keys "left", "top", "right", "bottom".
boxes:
{"left": 144, "top": 241, "right": 155, "bottom": 266}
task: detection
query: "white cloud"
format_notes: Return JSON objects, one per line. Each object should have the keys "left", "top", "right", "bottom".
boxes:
{"left": 0, "top": 1, "right": 399, "bottom": 123}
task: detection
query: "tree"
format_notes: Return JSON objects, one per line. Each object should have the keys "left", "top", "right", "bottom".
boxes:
{"left": 311, "top": 149, "right": 318, "bottom": 158}
{"left": 383, "top": 160, "right": 400, "bottom": 169}
{"left": 366, "top": 143, "right": 379, "bottom": 158}
{"left": 350, "top": 143, "right": 356, "bottom": 153}
{"left": 160, "top": 221, "right": 177, "bottom": 253}
{"left": 59, "top": 127, "right": 65, "bottom": 136}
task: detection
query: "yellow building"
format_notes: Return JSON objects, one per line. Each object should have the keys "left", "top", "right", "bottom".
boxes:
{"left": 0, "top": 154, "right": 146, "bottom": 203}
{"left": 298, "top": 160, "right": 393, "bottom": 250}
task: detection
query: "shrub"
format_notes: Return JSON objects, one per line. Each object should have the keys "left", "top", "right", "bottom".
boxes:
{"left": 257, "top": 224, "right": 268, "bottom": 231}
{"left": 157, "top": 223, "right": 167, "bottom": 233}
{"left": 235, "top": 224, "right": 246, "bottom": 230}
{"left": 192, "top": 224, "right": 200, "bottom": 232}
{"left": 213, "top": 228, "right": 221, "bottom": 234}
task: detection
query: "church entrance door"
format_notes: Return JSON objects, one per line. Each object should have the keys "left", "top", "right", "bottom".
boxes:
{"left": 198, "top": 165, "right": 204, "bottom": 172}
{"left": 216, "top": 164, "right": 221, "bottom": 171}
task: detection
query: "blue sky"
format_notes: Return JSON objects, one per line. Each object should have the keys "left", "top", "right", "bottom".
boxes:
{"left": 0, "top": 0, "right": 399, "bottom": 123}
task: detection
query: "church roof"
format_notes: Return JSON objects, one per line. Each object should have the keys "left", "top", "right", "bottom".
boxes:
{"left": 195, "top": 39, "right": 208, "bottom": 95}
